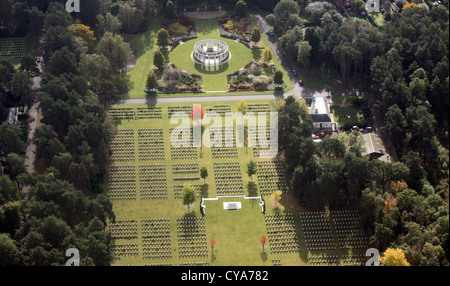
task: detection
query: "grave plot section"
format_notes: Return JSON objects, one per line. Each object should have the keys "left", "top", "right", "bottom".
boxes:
{"left": 0, "top": 37, "right": 27, "bottom": 58}
{"left": 110, "top": 243, "right": 139, "bottom": 260}
{"left": 209, "top": 126, "right": 238, "bottom": 159}
{"left": 308, "top": 254, "right": 340, "bottom": 266}
{"left": 108, "top": 165, "right": 136, "bottom": 201}
{"left": 172, "top": 163, "right": 201, "bottom": 182}
{"left": 248, "top": 125, "right": 278, "bottom": 158}
{"left": 206, "top": 104, "right": 231, "bottom": 117}
{"left": 272, "top": 259, "right": 282, "bottom": 266}
{"left": 169, "top": 127, "right": 198, "bottom": 160}
{"left": 108, "top": 219, "right": 138, "bottom": 239}
{"left": 168, "top": 105, "right": 192, "bottom": 118}
{"left": 108, "top": 107, "right": 134, "bottom": 120}
{"left": 299, "top": 211, "right": 336, "bottom": 252}
{"left": 138, "top": 128, "right": 165, "bottom": 161}
{"left": 264, "top": 213, "right": 300, "bottom": 254}
{"left": 136, "top": 106, "right": 163, "bottom": 119}
{"left": 256, "top": 160, "right": 287, "bottom": 196}
{"left": 180, "top": 262, "right": 210, "bottom": 266}
{"left": 139, "top": 164, "right": 168, "bottom": 200}
{"left": 141, "top": 218, "right": 172, "bottom": 260}
{"left": 110, "top": 129, "right": 135, "bottom": 162}
{"left": 174, "top": 184, "right": 203, "bottom": 199}
{"left": 176, "top": 217, "right": 208, "bottom": 259}
{"left": 213, "top": 162, "right": 244, "bottom": 196}
{"left": 108, "top": 219, "right": 139, "bottom": 260}
{"left": 330, "top": 210, "right": 369, "bottom": 250}
{"left": 145, "top": 263, "right": 173, "bottom": 266}
{"left": 341, "top": 254, "right": 367, "bottom": 266}
{"left": 247, "top": 104, "right": 271, "bottom": 114}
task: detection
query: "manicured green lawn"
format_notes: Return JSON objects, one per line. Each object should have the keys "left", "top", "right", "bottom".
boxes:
{"left": 107, "top": 95, "right": 368, "bottom": 267}
{"left": 369, "top": 12, "right": 384, "bottom": 27}
{"left": 332, "top": 106, "right": 361, "bottom": 126}
{"left": 122, "top": 15, "right": 292, "bottom": 97}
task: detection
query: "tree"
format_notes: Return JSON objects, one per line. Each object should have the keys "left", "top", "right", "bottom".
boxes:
{"left": 261, "top": 47, "right": 272, "bottom": 63}
{"left": 96, "top": 13, "right": 122, "bottom": 35}
{"left": 182, "top": 184, "right": 196, "bottom": 211}
{"left": 273, "top": 70, "right": 284, "bottom": 86}
{"left": 305, "top": 1, "right": 336, "bottom": 25}
{"left": 235, "top": 0, "right": 248, "bottom": 18}
{"left": 19, "top": 54, "right": 40, "bottom": 77}
{"left": 68, "top": 24, "right": 96, "bottom": 52}
{"left": 381, "top": 104, "right": 407, "bottom": 157}
{"left": 247, "top": 160, "right": 257, "bottom": 181}
{"left": 153, "top": 51, "right": 165, "bottom": 70}
{"left": 272, "top": 190, "right": 282, "bottom": 207}
{"left": 0, "top": 123, "right": 26, "bottom": 157}
{"left": 380, "top": 248, "right": 410, "bottom": 266}
{"left": 200, "top": 167, "right": 208, "bottom": 182}
{"left": 268, "top": 0, "right": 302, "bottom": 35}
{"left": 97, "top": 32, "right": 133, "bottom": 75}
{"left": 11, "top": 71, "right": 33, "bottom": 106}
{"left": 165, "top": 0, "right": 176, "bottom": 20}
{"left": 250, "top": 27, "right": 261, "bottom": 44}
{"left": 237, "top": 100, "right": 248, "bottom": 115}
{"left": 354, "top": 0, "right": 365, "bottom": 10}
{"left": 279, "top": 26, "right": 303, "bottom": 59}
{"left": 297, "top": 41, "right": 312, "bottom": 71}
{"left": 118, "top": 1, "right": 144, "bottom": 33}
{"left": 156, "top": 28, "right": 170, "bottom": 49}
{"left": 146, "top": 72, "right": 158, "bottom": 91}
{"left": 0, "top": 233, "right": 20, "bottom": 266}
{"left": 260, "top": 235, "right": 267, "bottom": 250}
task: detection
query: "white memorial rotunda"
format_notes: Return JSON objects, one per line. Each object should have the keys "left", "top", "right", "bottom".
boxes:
{"left": 191, "top": 39, "right": 231, "bottom": 67}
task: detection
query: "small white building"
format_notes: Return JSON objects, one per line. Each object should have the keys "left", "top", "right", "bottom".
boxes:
{"left": 309, "top": 97, "right": 334, "bottom": 133}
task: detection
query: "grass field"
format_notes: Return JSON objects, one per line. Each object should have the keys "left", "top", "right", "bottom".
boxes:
{"left": 122, "top": 15, "right": 292, "bottom": 98}
{"left": 332, "top": 106, "right": 361, "bottom": 126}
{"left": 107, "top": 100, "right": 369, "bottom": 266}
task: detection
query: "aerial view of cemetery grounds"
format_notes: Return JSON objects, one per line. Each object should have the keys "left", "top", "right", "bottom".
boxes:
{"left": 1, "top": 0, "right": 449, "bottom": 270}
{"left": 106, "top": 9, "right": 366, "bottom": 267}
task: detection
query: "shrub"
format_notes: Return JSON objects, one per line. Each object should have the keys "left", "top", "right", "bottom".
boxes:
{"left": 163, "top": 68, "right": 181, "bottom": 81}
{"left": 230, "top": 74, "right": 250, "bottom": 88}
{"left": 168, "top": 22, "right": 189, "bottom": 37}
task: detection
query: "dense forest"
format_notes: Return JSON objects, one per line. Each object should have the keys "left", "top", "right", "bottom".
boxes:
{"left": 273, "top": 0, "right": 449, "bottom": 265}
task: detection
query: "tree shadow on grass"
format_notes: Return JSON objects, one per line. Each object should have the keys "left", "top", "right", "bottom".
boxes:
{"left": 200, "top": 183, "right": 209, "bottom": 198}
{"left": 260, "top": 250, "right": 268, "bottom": 262}
{"left": 247, "top": 181, "right": 258, "bottom": 197}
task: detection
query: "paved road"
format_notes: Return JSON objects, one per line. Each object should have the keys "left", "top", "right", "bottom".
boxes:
{"left": 22, "top": 51, "right": 42, "bottom": 194}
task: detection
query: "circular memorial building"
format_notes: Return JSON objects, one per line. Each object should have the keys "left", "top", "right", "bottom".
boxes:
{"left": 191, "top": 39, "right": 231, "bottom": 67}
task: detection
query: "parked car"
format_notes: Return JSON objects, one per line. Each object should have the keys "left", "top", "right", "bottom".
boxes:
{"left": 298, "top": 79, "right": 304, "bottom": 86}
{"left": 269, "top": 30, "right": 274, "bottom": 36}
{"left": 292, "top": 69, "right": 297, "bottom": 76}
{"left": 312, "top": 134, "right": 320, "bottom": 140}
